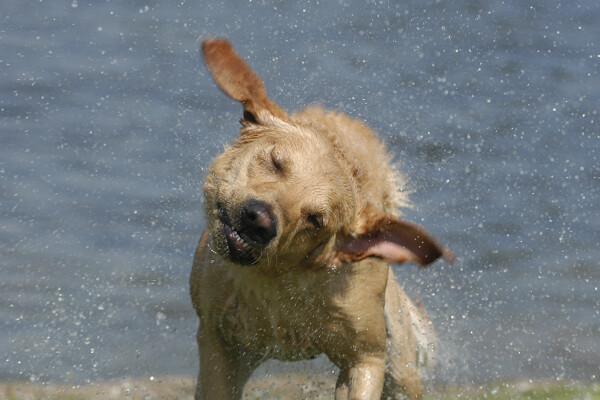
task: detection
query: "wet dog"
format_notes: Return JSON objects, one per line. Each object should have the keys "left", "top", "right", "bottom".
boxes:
{"left": 190, "top": 38, "right": 452, "bottom": 400}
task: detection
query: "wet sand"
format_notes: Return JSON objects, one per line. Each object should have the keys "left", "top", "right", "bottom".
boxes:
{"left": 0, "top": 374, "right": 335, "bottom": 400}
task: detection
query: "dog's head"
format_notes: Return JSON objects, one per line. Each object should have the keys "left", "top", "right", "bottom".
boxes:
{"left": 201, "top": 38, "right": 452, "bottom": 272}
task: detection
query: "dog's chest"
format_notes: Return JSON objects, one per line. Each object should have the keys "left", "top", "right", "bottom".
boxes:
{"left": 219, "top": 279, "right": 322, "bottom": 361}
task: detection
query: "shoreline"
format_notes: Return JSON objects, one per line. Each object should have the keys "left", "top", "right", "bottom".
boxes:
{"left": 1, "top": 375, "right": 599, "bottom": 400}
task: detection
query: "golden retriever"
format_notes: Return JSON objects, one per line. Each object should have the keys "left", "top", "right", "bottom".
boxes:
{"left": 190, "top": 38, "right": 452, "bottom": 400}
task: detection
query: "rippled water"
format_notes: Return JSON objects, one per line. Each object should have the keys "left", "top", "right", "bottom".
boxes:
{"left": 1, "top": 0, "right": 599, "bottom": 385}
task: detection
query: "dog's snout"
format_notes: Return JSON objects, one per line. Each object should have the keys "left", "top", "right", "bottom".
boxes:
{"left": 240, "top": 200, "right": 277, "bottom": 245}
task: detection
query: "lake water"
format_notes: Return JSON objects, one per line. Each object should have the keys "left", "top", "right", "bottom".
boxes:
{"left": 1, "top": 0, "right": 598, "bottom": 386}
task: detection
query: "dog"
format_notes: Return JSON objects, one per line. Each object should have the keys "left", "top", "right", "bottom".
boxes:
{"left": 190, "top": 38, "right": 452, "bottom": 400}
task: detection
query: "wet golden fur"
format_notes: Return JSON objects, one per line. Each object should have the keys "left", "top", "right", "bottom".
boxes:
{"left": 190, "top": 38, "right": 451, "bottom": 400}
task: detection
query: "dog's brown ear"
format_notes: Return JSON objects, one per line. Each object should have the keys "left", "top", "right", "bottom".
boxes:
{"left": 335, "top": 217, "right": 454, "bottom": 267}
{"left": 201, "top": 38, "right": 288, "bottom": 124}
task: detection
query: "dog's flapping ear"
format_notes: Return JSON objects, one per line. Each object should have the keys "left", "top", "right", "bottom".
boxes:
{"left": 201, "top": 38, "right": 288, "bottom": 124}
{"left": 334, "top": 217, "right": 454, "bottom": 267}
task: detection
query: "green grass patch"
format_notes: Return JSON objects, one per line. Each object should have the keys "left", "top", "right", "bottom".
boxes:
{"left": 1, "top": 377, "right": 598, "bottom": 399}
{"left": 428, "top": 381, "right": 600, "bottom": 400}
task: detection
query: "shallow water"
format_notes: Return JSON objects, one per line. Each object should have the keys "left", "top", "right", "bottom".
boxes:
{"left": 1, "top": 0, "right": 598, "bottom": 385}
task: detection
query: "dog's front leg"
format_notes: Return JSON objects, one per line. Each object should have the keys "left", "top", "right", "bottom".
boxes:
{"left": 195, "top": 326, "right": 257, "bottom": 400}
{"left": 335, "top": 357, "right": 386, "bottom": 400}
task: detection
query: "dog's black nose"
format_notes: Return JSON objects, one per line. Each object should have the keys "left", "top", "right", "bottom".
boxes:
{"left": 240, "top": 200, "right": 277, "bottom": 245}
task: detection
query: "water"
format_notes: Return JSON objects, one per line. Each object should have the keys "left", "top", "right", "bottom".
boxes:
{"left": 1, "top": 0, "right": 598, "bottom": 386}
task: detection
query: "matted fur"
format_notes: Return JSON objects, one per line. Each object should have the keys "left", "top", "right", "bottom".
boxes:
{"left": 190, "top": 38, "right": 451, "bottom": 400}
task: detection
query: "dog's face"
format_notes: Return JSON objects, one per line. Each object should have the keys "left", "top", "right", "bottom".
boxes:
{"left": 201, "top": 38, "right": 451, "bottom": 272}
{"left": 204, "top": 121, "right": 355, "bottom": 269}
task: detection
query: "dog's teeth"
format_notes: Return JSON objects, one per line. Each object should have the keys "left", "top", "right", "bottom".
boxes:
{"left": 231, "top": 229, "right": 249, "bottom": 249}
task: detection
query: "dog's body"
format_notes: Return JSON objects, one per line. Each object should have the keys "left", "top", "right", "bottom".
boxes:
{"left": 190, "top": 38, "right": 450, "bottom": 400}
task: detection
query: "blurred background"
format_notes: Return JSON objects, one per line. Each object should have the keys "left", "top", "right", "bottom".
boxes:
{"left": 1, "top": 0, "right": 598, "bottom": 386}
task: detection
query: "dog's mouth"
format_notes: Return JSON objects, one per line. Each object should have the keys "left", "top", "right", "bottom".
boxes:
{"left": 217, "top": 204, "right": 258, "bottom": 265}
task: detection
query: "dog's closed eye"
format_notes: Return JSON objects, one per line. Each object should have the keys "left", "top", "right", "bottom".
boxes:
{"left": 306, "top": 213, "right": 323, "bottom": 230}
{"left": 270, "top": 147, "right": 286, "bottom": 174}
